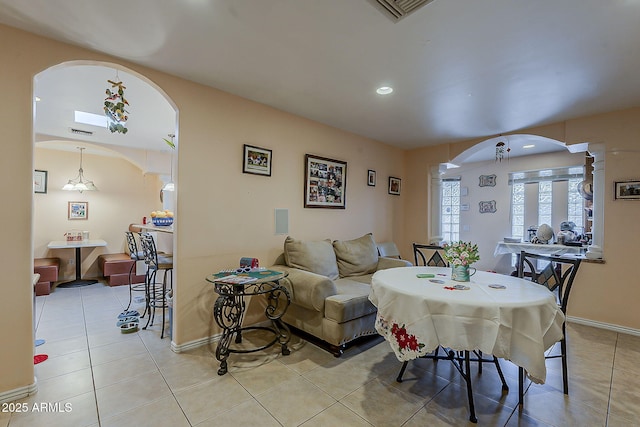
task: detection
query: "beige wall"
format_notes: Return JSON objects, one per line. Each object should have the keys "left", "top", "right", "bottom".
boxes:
{"left": 34, "top": 148, "right": 163, "bottom": 279}
{"left": 400, "top": 110, "right": 640, "bottom": 332}
{"left": 0, "top": 24, "right": 405, "bottom": 397}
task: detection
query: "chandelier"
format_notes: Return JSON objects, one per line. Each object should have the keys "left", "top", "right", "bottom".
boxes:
{"left": 62, "top": 147, "right": 98, "bottom": 192}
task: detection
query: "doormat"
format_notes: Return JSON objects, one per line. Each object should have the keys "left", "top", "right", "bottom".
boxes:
{"left": 34, "top": 354, "right": 48, "bottom": 364}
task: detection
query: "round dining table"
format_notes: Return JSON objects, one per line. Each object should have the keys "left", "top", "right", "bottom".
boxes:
{"left": 369, "top": 266, "right": 564, "bottom": 385}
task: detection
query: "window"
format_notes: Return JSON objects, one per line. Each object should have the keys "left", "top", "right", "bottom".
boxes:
{"left": 511, "top": 183, "right": 525, "bottom": 239}
{"left": 509, "top": 166, "right": 584, "bottom": 240}
{"left": 538, "top": 181, "right": 553, "bottom": 226}
{"left": 567, "top": 177, "right": 584, "bottom": 231}
{"left": 441, "top": 178, "right": 460, "bottom": 242}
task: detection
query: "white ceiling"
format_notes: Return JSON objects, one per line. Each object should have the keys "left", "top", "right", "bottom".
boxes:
{"left": 3, "top": 0, "right": 640, "bottom": 153}
{"left": 34, "top": 65, "right": 176, "bottom": 154}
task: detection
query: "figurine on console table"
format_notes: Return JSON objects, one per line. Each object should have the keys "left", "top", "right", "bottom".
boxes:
{"left": 531, "top": 223, "right": 554, "bottom": 244}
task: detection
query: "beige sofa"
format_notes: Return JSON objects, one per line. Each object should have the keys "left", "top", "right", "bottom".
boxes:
{"left": 271, "top": 233, "right": 411, "bottom": 356}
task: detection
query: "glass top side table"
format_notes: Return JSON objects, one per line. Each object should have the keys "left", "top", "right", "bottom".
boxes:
{"left": 206, "top": 269, "right": 291, "bottom": 375}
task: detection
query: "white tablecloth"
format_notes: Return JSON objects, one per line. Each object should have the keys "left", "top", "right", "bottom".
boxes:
{"left": 369, "top": 266, "right": 565, "bottom": 384}
{"left": 494, "top": 242, "right": 585, "bottom": 257}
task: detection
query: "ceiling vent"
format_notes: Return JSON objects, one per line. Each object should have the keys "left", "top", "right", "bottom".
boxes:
{"left": 370, "top": 0, "right": 436, "bottom": 22}
{"left": 70, "top": 128, "right": 94, "bottom": 136}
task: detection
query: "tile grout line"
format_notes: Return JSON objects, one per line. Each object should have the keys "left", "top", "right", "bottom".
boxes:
{"left": 604, "top": 332, "right": 619, "bottom": 426}
{"left": 133, "top": 285, "right": 194, "bottom": 426}
{"left": 80, "top": 286, "right": 103, "bottom": 427}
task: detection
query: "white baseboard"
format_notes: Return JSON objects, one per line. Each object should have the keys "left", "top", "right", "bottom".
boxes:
{"left": 567, "top": 316, "right": 640, "bottom": 336}
{"left": 0, "top": 378, "right": 38, "bottom": 404}
{"left": 170, "top": 320, "right": 274, "bottom": 353}
{"left": 170, "top": 333, "right": 221, "bottom": 353}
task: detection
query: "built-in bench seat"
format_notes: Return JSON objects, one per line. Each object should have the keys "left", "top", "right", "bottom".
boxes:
{"left": 34, "top": 258, "right": 60, "bottom": 296}
{"left": 98, "top": 253, "right": 145, "bottom": 287}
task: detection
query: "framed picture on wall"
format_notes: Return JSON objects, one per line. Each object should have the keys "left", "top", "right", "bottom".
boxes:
{"left": 615, "top": 180, "right": 640, "bottom": 200}
{"left": 34, "top": 170, "right": 48, "bottom": 193}
{"left": 368, "top": 170, "right": 376, "bottom": 186}
{"left": 388, "top": 177, "right": 401, "bottom": 195}
{"left": 304, "top": 154, "right": 347, "bottom": 209}
{"left": 68, "top": 201, "right": 88, "bottom": 220}
{"left": 242, "top": 144, "right": 272, "bottom": 176}
{"left": 479, "top": 174, "right": 497, "bottom": 187}
{"left": 479, "top": 200, "right": 497, "bottom": 213}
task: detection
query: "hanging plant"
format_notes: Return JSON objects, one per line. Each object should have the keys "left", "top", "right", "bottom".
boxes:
{"left": 104, "top": 79, "right": 129, "bottom": 134}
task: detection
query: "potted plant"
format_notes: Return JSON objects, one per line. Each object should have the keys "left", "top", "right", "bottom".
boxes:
{"left": 442, "top": 241, "right": 480, "bottom": 282}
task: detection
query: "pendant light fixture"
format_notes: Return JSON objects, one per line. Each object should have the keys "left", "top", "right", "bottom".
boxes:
{"left": 162, "top": 134, "right": 175, "bottom": 191}
{"left": 62, "top": 147, "right": 98, "bottom": 192}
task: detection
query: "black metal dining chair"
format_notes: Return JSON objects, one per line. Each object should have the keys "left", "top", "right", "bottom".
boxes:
{"left": 139, "top": 232, "right": 174, "bottom": 339}
{"left": 413, "top": 243, "right": 448, "bottom": 267}
{"left": 517, "top": 250, "right": 582, "bottom": 406}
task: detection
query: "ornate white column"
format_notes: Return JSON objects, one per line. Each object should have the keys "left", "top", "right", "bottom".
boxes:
{"left": 428, "top": 165, "right": 443, "bottom": 243}
{"left": 586, "top": 143, "right": 605, "bottom": 259}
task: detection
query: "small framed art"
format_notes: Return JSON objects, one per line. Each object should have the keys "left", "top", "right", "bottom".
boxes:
{"left": 388, "top": 177, "right": 401, "bottom": 195}
{"left": 304, "top": 154, "right": 347, "bottom": 209}
{"left": 243, "top": 144, "right": 272, "bottom": 176}
{"left": 34, "top": 170, "right": 48, "bottom": 193}
{"left": 368, "top": 170, "right": 376, "bottom": 186}
{"left": 615, "top": 180, "right": 640, "bottom": 200}
{"left": 479, "top": 174, "right": 497, "bottom": 187}
{"left": 479, "top": 200, "right": 497, "bottom": 213}
{"left": 68, "top": 201, "right": 88, "bottom": 220}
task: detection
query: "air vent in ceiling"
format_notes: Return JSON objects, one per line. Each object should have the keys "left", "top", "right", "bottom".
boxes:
{"left": 70, "top": 128, "right": 94, "bottom": 136}
{"left": 371, "top": 0, "right": 436, "bottom": 22}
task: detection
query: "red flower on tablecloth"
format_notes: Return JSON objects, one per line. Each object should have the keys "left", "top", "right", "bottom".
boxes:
{"left": 406, "top": 334, "right": 419, "bottom": 351}
{"left": 375, "top": 316, "right": 426, "bottom": 358}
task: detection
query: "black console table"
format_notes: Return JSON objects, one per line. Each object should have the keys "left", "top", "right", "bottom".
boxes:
{"left": 206, "top": 270, "right": 291, "bottom": 375}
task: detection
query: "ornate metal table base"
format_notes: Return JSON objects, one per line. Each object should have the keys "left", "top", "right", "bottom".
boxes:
{"left": 212, "top": 278, "right": 291, "bottom": 375}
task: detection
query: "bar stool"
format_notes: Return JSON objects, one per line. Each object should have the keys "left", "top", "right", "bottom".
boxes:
{"left": 124, "top": 231, "right": 146, "bottom": 312}
{"left": 139, "top": 232, "right": 173, "bottom": 338}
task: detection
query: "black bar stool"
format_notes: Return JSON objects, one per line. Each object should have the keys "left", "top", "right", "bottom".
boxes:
{"left": 139, "top": 232, "right": 173, "bottom": 338}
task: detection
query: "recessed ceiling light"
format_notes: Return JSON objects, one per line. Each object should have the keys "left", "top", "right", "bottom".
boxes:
{"left": 35, "top": 96, "right": 41, "bottom": 102}
{"left": 376, "top": 86, "right": 393, "bottom": 95}
{"left": 523, "top": 144, "right": 535, "bottom": 149}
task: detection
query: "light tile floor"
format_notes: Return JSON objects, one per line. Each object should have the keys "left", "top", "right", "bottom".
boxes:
{"left": 3, "top": 281, "right": 639, "bottom": 426}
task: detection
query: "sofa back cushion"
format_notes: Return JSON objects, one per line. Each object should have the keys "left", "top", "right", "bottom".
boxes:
{"left": 333, "top": 233, "right": 379, "bottom": 278}
{"left": 284, "top": 236, "right": 339, "bottom": 280}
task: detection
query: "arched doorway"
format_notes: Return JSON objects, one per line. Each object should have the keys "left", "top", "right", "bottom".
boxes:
{"left": 429, "top": 134, "right": 593, "bottom": 273}
{"left": 32, "top": 61, "right": 179, "bottom": 339}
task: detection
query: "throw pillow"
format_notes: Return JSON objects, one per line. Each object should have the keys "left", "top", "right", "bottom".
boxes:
{"left": 332, "top": 233, "right": 378, "bottom": 277}
{"left": 284, "top": 236, "right": 339, "bottom": 280}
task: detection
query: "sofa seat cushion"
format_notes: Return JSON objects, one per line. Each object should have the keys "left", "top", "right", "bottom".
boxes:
{"left": 333, "top": 233, "right": 378, "bottom": 278}
{"left": 324, "top": 277, "right": 376, "bottom": 323}
{"left": 284, "top": 236, "right": 339, "bottom": 280}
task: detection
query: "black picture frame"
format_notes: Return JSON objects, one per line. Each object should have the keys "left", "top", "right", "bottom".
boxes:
{"left": 242, "top": 144, "right": 272, "bottom": 176}
{"left": 304, "top": 154, "right": 347, "bottom": 209}
{"left": 34, "top": 170, "right": 48, "bottom": 193}
{"left": 368, "top": 170, "right": 376, "bottom": 186}
{"left": 388, "top": 177, "right": 401, "bottom": 195}
{"left": 614, "top": 180, "right": 640, "bottom": 200}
